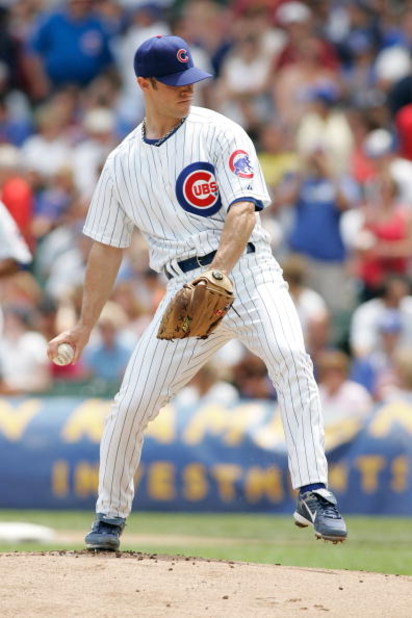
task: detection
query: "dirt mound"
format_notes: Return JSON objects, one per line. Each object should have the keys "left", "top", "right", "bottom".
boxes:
{"left": 1, "top": 551, "right": 410, "bottom": 617}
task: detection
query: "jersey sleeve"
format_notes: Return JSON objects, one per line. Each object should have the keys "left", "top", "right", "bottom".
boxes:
{"left": 212, "top": 122, "right": 271, "bottom": 211}
{"left": 83, "top": 157, "right": 134, "bottom": 248}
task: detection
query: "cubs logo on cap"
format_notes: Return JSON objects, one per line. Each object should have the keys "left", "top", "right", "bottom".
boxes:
{"left": 176, "top": 162, "right": 222, "bottom": 216}
{"left": 229, "top": 150, "right": 254, "bottom": 179}
{"left": 177, "top": 48, "right": 189, "bottom": 63}
{"left": 134, "top": 35, "right": 212, "bottom": 86}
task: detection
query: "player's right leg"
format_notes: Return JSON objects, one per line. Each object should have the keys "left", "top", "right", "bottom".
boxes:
{"left": 85, "top": 288, "right": 231, "bottom": 550}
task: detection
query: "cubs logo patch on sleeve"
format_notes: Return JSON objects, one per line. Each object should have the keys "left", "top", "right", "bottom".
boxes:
{"left": 229, "top": 150, "right": 254, "bottom": 179}
{"left": 176, "top": 162, "right": 222, "bottom": 216}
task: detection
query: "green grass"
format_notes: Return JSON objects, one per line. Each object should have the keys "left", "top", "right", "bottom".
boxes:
{"left": 0, "top": 510, "right": 411, "bottom": 576}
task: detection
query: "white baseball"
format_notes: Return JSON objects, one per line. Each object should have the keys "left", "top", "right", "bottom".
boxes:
{"left": 53, "top": 343, "right": 75, "bottom": 366}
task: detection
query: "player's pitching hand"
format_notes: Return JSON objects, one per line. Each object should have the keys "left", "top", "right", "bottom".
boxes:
{"left": 47, "top": 327, "right": 91, "bottom": 365}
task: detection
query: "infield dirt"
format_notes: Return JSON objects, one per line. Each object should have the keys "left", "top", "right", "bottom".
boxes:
{"left": 1, "top": 550, "right": 410, "bottom": 617}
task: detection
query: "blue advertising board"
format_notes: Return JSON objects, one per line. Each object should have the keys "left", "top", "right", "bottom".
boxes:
{"left": 0, "top": 396, "right": 411, "bottom": 514}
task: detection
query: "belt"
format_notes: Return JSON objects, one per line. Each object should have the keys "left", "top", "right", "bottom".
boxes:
{"left": 165, "top": 242, "right": 255, "bottom": 279}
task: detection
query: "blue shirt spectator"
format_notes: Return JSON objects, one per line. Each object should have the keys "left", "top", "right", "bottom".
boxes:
{"left": 82, "top": 303, "right": 135, "bottom": 382}
{"left": 28, "top": 1, "right": 113, "bottom": 90}
{"left": 287, "top": 154, "right": 360, "bottom": 262}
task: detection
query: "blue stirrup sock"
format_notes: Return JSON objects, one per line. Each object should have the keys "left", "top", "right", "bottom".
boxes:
{"left": 299, "top": 482, "right": 326, "bottom": 495}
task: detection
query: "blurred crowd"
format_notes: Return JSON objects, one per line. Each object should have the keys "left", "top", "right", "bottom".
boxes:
{"left": 2, "top": 0, "right": 412, "bottom": 426}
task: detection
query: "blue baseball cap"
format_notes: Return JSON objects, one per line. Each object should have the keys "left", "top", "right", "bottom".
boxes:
{"left": 133, "top": 35, "right": 213, "bottom": 86}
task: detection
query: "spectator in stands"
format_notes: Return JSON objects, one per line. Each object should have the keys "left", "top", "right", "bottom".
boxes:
{"left": 280, "top": 253, "right": 329, "bottom": 346}
{"left": 350, "top": 274, "right": 412, "bottom": 358}
{"left": 82, "top": 301, "right": 135, "bottom": 383}
{"left": 305, "top": 311, "right": 334, "bottom": 381}
{"left": 274, "top": 1, "right": 339, "bottom": 72}
{"left": 339, "top": 31, "right": 377, "bottom": 109}
{"left": 111, "top": 280, "right": 152, "bottom": 339}
{"left": 394, "top": 103, "right": 412, "bottom": 162}
{"left": 20, "top": 100, "right": 72, "bottom": 189}
{"left": 232, "top": 352, "right": 276, "bottom": 400}
{"left": 317, "top": 349, "right": 373, "bottom": 427}
{"left": 353, "top": 170, "right": 412, "bottom": 300}
{"left": 362, "top": 128, "right": 412, "bottom": 205}
{"left": 72, "top": 107, "right": 116, "bottom": 200}
{"left": 173, "top": 359, "right": 238, "bottom": 408}
{"left": 256, "top": 121, "right": 298, "bottom": 196}
{"left": 385, "top": 346, "right": 412, "bottom": 403}
{"left": 31, "top": 164, "right": 78, "bottom": 240}
{"left": 351, "top": 308, "right": 403, "bottom": 401}
{"left": 25, "top": 0, "right": 114, "bottom": 100}
{"left": 215, "top": 32, "right": 274, "bottom": 134}
{"left": 295, "top": 81, "right": 354, "bottom": 174}
{"left": 44, "top": 227, "right": 91, "bottom": 301}
{"left": 272, "top": 35, "right": 340, "bottom": 131}
{"left": 274, "top": 146, "right": 360, "bottom": 315}
{"left": 0, "top": 94, "right": 33, "bottom": 146}
{"left": 0, "top": 305, "right": 51, "bottom": 394}
{"left": 115, "top": 2, "right": 170, "bottom": 131}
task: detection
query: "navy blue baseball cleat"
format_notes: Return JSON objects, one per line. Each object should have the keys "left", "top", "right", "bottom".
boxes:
{"left": 293, "top": 488, "right": 347, "bottom": 543}
{"left": 85, "top": 513, "right": 126, "bottom": 551}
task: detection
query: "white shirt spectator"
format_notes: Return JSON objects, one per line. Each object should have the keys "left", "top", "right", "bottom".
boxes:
{"left": 21, "top": 134, "right": 71, "bottom": 180}
{"left": 350, "top": 296, "right": 412, "bottom": 357}
{"left": 319, "top": 380, "right": 373, "bottom": 427}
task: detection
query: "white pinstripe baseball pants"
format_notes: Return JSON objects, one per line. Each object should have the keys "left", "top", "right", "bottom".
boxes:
{"left": 96, "top": 249, "right": 328, "bottom": 518}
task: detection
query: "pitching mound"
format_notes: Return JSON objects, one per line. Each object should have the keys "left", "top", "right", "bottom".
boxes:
{"left": 1, "top": 551, "right": 410, "bottom": 617}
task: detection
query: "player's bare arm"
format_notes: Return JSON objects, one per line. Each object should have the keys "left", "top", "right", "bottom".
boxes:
{"left": 47, "top": 241, "right": 124, "bottom": 363}
{"left": 209, "top": 200, "right": 256, "bottom": 274}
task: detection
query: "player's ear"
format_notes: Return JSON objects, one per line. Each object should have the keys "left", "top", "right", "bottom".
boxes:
{"left": 137, "top": 76, "right": 150, "bottom": 92}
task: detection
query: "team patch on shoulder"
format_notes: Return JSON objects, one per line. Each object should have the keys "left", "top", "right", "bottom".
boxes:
{"left": 176, "top": 162, "right": 222, "bottom": 217}
{"left": 229, "top": 150, "right": 254, "bottom": 179}
{"left": 229, "top": 150, "right": 254, "bottom": 178}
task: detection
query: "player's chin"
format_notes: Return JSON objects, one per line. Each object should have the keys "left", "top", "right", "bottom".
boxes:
{"left": 178, "top": 100, "right": 192, "bottom": 113}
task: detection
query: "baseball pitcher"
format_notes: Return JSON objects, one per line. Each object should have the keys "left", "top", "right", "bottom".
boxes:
{"left": 47, "top": 35, "right": 347, "bottom": 550}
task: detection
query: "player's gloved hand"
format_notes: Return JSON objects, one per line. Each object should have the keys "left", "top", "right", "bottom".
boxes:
{"left": 157, "top": 269, "right": 234, "bottom": 340}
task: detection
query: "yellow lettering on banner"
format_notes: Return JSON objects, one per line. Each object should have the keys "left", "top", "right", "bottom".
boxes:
{"left": 145, "top": 404, "right": 175, "bottom": 443}
{"left": 244, "top": 466, "right": 283, "bottom": 503}
{"left": 223, "top": 404, "right": 267, "bottom": 446}
{"left": 325, "top": 419, "right": 362, "bottom": 451}
{"left": 52, "top": 460, "right": 69, "bottom": 497}
{"left": 183, "top": 463, "right": 208, "bottom": 501}
{"left": 328, "top": 464, "right": 348, "bottom": 493}
{"left": 391, "top": 456, "right": 408, "bottom": 492}
{"left": 148, "top": 462, "right": 175, "bottom": 501}
{"left": 355, "top": 455, "right": 386, "bottom": 493}
{"left": 183, "top": 404, "right": 231, "bottom": 445}
{"left": 74, "top": 462, "right": 99, "bottom": 498}
{"left": 253, "top": 408, "right": 285, "bottom": 450}
{"left": 211, "top": 464, "right": 242, "bottom": 502}
{"left": 0, "top": 399, "right": 41, "bottom": 441}
{"left": 61, "top": 399, "right": 111, "bottom": 444}
{"left": 369, "top": 401, "right": 412, "bottom": 437}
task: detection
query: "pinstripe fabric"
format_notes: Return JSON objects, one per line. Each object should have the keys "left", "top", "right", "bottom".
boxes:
{"left": 84, "top": 105, "right": 328, "bottom": 518}
{"left": 83, "top": 107, "right": 272, "bottom": 273}
{"left": 96, "top": 251, "right": 327, "bottom": 518}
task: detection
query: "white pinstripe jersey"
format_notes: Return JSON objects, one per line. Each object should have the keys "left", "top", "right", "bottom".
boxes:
{"left": 83, "top": 106, "right": 272, "bottom": 272}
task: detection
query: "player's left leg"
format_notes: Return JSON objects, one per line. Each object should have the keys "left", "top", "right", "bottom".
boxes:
{"left": 226, "top": 258, "right": 347, "bottom": 542}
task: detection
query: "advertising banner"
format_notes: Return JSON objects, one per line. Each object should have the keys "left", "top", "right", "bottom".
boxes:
{"left": 0, "top": 396, "right": 411, "bottom": 514}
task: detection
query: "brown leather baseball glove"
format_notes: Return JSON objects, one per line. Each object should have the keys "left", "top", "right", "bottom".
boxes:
{"left": 157, "top": 270, "right": 235, "bottom": 340}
